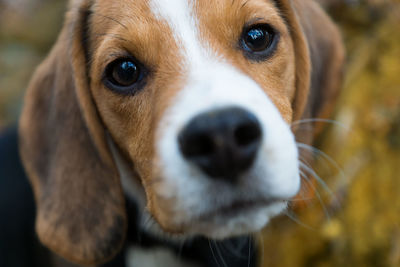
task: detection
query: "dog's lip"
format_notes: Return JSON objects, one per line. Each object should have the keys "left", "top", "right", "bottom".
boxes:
{"left": 196, "top": 198, "right": 282, "bottom": 221}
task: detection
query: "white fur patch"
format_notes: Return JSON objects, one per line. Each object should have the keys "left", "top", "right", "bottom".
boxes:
{"left": 149, "top": 0, "right": 300, "bottom": 239}
{"left": 150, "top": 0, "right": 213, "bottom": 67}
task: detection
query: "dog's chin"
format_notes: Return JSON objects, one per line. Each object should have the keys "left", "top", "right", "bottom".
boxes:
{"left": 186, "top": 201, "right": 287, "bottom": 239}
{"left": 145, "top": 200, "right": 287, "bottom": 241}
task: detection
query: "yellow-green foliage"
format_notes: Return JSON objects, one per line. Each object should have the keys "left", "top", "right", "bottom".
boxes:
{"left": 0, "top": 0, "right": 65, "bottom": 129}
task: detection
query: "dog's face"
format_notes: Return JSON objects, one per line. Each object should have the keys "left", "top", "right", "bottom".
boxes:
{"left": 90, "top": 0, "right": 298, "bottom": 238}
{"left": 19, "top": 0, "right": 344, "bottom": 265}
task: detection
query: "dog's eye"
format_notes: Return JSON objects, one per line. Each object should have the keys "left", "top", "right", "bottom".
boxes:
{"left": 241, "top": 24, "right": 278, "bottom": 61}
{"left": 106, "top": 59, "right": 139, "bottom": 87}
{"left": 104, "top": 58, "right": 145, "bottom": 94}
{"left": 245, "top": 27, "right": 272, "bottom": 51}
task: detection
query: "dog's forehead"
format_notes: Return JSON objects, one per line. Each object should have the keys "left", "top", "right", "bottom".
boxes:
{"left": 90, "top": 0, "right": 295, "bottom": 122}
{"left": 91, "top": 0, "right": 285, "bottom": 75}
{"left": 149, "top": 0, "right": 214, "bottom": 70}
{"left": 90, "top": 0, "right": 285, "bottom": 62}
{"left": 92, "top": 0, "right": 282, "bottom": 36}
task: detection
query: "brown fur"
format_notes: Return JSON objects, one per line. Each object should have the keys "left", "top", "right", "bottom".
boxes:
{"left": 193, "top": 0, "right": 297, "bottom": 122}
{"left": 19, "top": 0, "right": 344, "bottom": 265}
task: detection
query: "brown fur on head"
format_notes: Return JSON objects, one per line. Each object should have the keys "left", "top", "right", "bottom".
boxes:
{"left": 19, "top": 0, "right": 344, "bottom": 265}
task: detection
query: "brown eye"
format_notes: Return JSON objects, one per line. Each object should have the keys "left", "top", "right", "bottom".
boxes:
{"left": 104, "top": 57, "right": 147, "bottom": 95}
{"left": 107, "top": 59, "right": 139, "bottom": 86}
{"left": 245, "top": 27, "right": 272, "bottom": 51}
{"left": 241, "top": 24, "right": 279, "bottom": 61}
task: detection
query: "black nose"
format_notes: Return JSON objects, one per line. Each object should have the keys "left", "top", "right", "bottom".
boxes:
{"left": 178, "top": 107, "right": 262, "bottom": 180}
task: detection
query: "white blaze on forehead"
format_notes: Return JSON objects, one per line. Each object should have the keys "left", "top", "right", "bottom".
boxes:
{"left": 150, "top": 0, "right": 212, "bottom": 66}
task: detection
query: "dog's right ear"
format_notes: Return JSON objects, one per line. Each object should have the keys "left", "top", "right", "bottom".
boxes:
{"left": 19, "top": 1, "right": 127, "bottom": 265}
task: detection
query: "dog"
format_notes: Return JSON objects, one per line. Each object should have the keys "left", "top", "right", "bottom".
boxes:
{"left": 3, "top": 0, "right": 344, "bottom": 266}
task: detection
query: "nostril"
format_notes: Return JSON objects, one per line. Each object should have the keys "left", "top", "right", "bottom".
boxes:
{"left": 234, "top": 122, "right": 262, "bottom": 147}
{"left": 179, "top": 133, "right": 215, "bottom": 158}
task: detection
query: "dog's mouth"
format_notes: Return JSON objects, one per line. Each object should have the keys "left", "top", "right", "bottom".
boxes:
{"left": 197, "top": 198, "right": 282, "bottom": 222}
{"left": 173, "top": 197, "right": 288, "bottom": 239}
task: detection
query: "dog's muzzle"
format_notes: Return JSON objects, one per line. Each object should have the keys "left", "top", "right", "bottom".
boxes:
{"left": 178, "top": 107, "right": 262, "bottom": 181}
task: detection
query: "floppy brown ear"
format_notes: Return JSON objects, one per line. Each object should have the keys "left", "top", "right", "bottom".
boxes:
{"left": 289, "top": 0, "right": 345, "bottom": 137}
{"left": 19, "top": 1, "right": 126, "bottom": 265}
{"left": 274, "top": 0, "right": 312, "bottom": 123}
{"left": 276, "top": 0, "right": 345, "bottom": 206}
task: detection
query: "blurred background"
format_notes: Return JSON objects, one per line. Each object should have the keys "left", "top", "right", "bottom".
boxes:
{"left": 0, "top": 0, "right": 399, "bottom": 266}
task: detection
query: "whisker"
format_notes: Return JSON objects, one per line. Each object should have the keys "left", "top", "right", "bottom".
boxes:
{"left": 247, "top": 236, "right": 252, "bottom": 267}
{"left": 297, "top": 144, "right": 345, "bottom": 210}
{"left": 282, "top": 209, "right": 315, "bottom": 230}
{"left": 142, "top": 211, "right": 156, "bottom": 232}
{"left": 257, "top": 234, "right": 265, "bottom": 267}
{"left": 299, "top": 162, "right": 334, "bottom": 198}
{"left": 290, "top": 174, "right": 316, "bottom": 202}
{"left": 94, "top": 33, "right": 130, "bottom": 43}
{"left": 213, "top": 241, "right": 228, "bottom": 267}
{"left": 291, "top": 118, "right": 349, "bottom": 130}
{"left": 241, "top": 0, "right": 250, "bottom": 9}
{"left": 72, "top": 7, "right": 129, "bottom": 30}
{"left": 290, "top": 196, "right": 318, "bottom": 201}
{"left": 219, "top": 238, "right": 248, "bottom": 259}
{"left": 93, "top": 13, "right": 128, "bottom": 29}
{"left": 299, "top": 170, "right": 331, "bottom": 220}
{"left": 178, "top": 239, "right": 186, "bottom": 259}
{"left": 295, "top": 165, "right": 315, "bottom": 201}
{"left": 208, "top": 240, "right": 222, "bottom": 267}
{"left": 298, "top": 156, "right": 331, "bottom": 192}
{"left": 297, "top": 142, "right": 346, "bottom": 185}
{"left": 299, "top": 169, "right": 323, "bottom": 200}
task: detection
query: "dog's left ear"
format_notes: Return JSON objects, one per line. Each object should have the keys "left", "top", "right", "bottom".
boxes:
{"left": 277, "top": 0, "right": 345, "bottom": 207}
{"left": 295, "top": 0, "right": 345, "bottom": 128}
{"left": 19, "top": 1, "right": 126, "bottom": 266}
{"left": 279, "top": 0, "right": 345, "bottom": 129}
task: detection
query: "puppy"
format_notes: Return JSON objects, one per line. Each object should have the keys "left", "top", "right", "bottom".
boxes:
{"left": 18, "top": 0, "right": 344, "bottom": 266}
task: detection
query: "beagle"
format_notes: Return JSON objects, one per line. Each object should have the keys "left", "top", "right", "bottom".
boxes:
{"left": 17, "top": 0, "right": 344, "bottom": 266}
